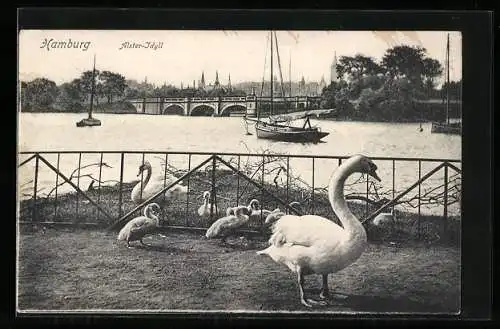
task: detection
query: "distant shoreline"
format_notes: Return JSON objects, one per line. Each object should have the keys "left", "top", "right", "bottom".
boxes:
{"left": 19, "top": 110, "right": 462, "bottom": 124}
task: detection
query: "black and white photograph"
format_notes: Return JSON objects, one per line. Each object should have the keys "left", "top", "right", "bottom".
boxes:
{"left": 17, "top": 26, "right": 464, "bottom": 315}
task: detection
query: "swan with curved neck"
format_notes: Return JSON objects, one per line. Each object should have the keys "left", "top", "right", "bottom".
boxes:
{"left": 117, "top": 203, "right": 162, "bottom": 248}
{"left": 205, "top": 206, "right": 251, "bottom": 244}
{"left": 131, "top": 161, "right": 186, "bottom": 204}
{"left": 256, "top": 154, "right": 381, "bottom": 307}
{"left": 198, "top": 191, "right": 219, "bottom": 218}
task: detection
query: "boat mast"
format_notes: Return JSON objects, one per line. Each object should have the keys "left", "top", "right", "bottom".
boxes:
{"left": 445, "top": 33, "right": 450, "bottom": 125}
{"left": 270, "top": 31, "right": 274, "bottom": 116}
{"left": 289, "top": 53, "right": 292, "bottom": 98}
{"left": 89, "top": 54, "right": 96, "bottom": 119}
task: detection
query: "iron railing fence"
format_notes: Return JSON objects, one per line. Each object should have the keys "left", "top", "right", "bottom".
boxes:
{"left": 18, "top": 151, "right": 462, "bottom": 242}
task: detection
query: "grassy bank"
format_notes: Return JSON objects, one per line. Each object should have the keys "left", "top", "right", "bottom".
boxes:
{"left": 19, "top": 166, "right": 460, "bottom": 246}
{"left": 17, "top": 228, "right": 460, "bottom": 312}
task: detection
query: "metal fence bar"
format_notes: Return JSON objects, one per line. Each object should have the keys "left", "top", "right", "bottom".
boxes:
{"left": 19, "top": 154, "right": 37, "bottom": 167}
{"left": 418, "top": 160, "right": 422, "bottom": 240}
{"left": 392, "top": 159, "right": 396, "bottom": 201}
{"left": 286, "top": 157, "right": 290, "bottom": 212}
{"left": 236, "top": 155, "right": 241, "bottom": 205}
{"left": 140, "top": 153, "right": 145, "bottom": 202}
{"left": 36, "top": 154, "right": 115, "bottom": 222}
{"left": 312, "top": 157, "right": 315, "bottom": 215}
{"left": 216, "top": 156, "right": 302, "bottom": 216}
{"left": 75, "top": 153, "right": 82, "bottom": 221}
{"left": 118, "top": 153, "right": 125, "bottom": 218}
{"left": 109, "top": 155, "right": 215, "bottom": 230}
{"left": 363, "top": 162, "right": 447, "bottom": 223}
{"left": 32, "top": 154, "right": 39, "bottom": 222}
{"left": 96, "top": 153, "right": 103, "bottom": 221}
{"left": 163, "top": 153, "right": 168, "bottom": 225}
{"left": 211, "top": 155, "right": 216, "bottom": 220}
{"left": 54, "top": 153, "right": 60, "bottom": 221}
{"left": 20, "top": 150, "right": 461, "bottom": 163}
{"left": 186, "top": 154, "right": 192, "bottom": 226}
{"left": 261, "top": 155, "right": 265, "bottom": 220}
{"left": 443, "top": 163, "right": 449, "bottom": 235}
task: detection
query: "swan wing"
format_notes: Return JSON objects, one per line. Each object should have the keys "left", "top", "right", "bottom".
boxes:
{"left": 269, "top": 215, "right": 345, "bottom": 247}
{"left": 206, "top": 215, "right": 247, "bottom": 238}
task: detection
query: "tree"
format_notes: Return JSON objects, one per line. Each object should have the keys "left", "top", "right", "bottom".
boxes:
{"left": 55, "top": 80, "right": 86, "bottom": 112}
{"left": 99, "top": 71, "right": 127, "bottom": 103}
{"left": 422, "top": 58, "right": 444, "bottom": 93}
{"left": 381, "top": 45, "right": 429, "bottom": 85}
{"left": 22, "top": 78, "right": 59, "bottom": 111}
{"left": 336, "top": 54, "right": 382, "bottom": 81}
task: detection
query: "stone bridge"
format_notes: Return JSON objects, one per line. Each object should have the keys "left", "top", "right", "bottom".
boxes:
{"left": 128, "top": 95, "right": 321, "bottom": 116}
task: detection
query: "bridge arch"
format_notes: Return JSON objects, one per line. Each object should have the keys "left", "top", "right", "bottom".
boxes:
{"left": 219, "top": 104, "right": 247, "bottom": 117}
{"left": 163, "top": 104, "right": 185, "bottom": 115}
{"left": 190, "top": 104, "right": 217, "bottom": 116}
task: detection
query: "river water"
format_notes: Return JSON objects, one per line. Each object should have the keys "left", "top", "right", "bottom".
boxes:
{"left": 18, "top": 113, "right": 461, "bottom": 215}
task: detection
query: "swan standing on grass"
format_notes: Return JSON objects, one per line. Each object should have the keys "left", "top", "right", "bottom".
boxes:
{"left": 117, "top": 203, "right": 162, "bottom": 248}
{"left": 198, "top": 191, "right": 219, "bottom": 218}
{"left": 205, "top": 206, "right": 251, "bottom": 244}
{"left": 131, "top": 161, "right": 187, "bottom": 204}
{"left": 256, "top": 155, "right": 381, "bottom": 308}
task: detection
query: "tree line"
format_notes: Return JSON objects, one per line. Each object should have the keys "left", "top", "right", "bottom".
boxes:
{"left": 20, "top": 70, "right": 246, "bottom": 113}
{"left": 320, "top": 45, "right": 462, "bottom": 122}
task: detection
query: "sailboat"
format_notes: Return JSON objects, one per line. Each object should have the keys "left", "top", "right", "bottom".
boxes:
{"left": 431, "top": 34, "right": 461, "bottom": 135}
{"left": 76, "top": 55, "right": 101, "bottom": 127}
{"left": 244, "top": 31, "right": 333, "bottom": 143}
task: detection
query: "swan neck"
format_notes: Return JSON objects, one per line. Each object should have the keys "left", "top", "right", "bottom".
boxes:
{"left": 142, "top": 167, "right": 151, "bottom": 188}
{"left": 328, "top": 163, "right": 365, "bottom": 236}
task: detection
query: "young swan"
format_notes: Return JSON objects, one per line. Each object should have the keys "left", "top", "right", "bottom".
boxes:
{"left": 198, "top": 191, "right": 219, "bottom": 218}
{"left": 117, "top": 203, "right": 162, "bottom": 248}
{"left": 205, "top": 206, "right": 251, "bottom": 244}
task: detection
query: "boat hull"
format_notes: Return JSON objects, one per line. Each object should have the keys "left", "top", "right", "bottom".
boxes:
{"left": 255, "top": 122, "right": 329, "bottom": 143}
{"left": 76, "top": 118, "right": 101, "bottom": 127}
{"left": 431, "top": 122, "right": 461, "bottom": 135}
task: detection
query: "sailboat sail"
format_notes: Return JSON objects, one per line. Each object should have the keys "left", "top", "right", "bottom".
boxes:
{"left": 269, "top": 108, "right": 336, "bottom": 123}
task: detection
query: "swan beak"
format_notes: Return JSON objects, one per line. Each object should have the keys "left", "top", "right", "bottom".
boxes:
{"left": 371, "top": 171, "right": 382, "bottom": 182}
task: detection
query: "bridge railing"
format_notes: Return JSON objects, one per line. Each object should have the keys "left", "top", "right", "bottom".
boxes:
{"left": 17, "top": 151, "right": 461, "bottom": 242}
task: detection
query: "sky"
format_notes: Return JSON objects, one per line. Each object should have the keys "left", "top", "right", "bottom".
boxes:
{"left": 18, "top": 30, "right": 462, "bottom": 87}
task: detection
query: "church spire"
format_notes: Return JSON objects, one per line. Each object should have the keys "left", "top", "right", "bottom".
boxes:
{"left": 215, "top": 71, "right": 220, "bottom": 87}
{"left": 228, "top": 73, "right": 232, "bottom": 90}
{"left": 331, "top": 51, "right": 338, "bottom": 83}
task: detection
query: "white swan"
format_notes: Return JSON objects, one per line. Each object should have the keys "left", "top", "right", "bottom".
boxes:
{"left": 256, "top": 154, "right": 381, "bottom": 307}
{"left": 117, "top": 203, "right": 162, "bottom": 248}
{"left": 205, "top": 206, "right": 251, "bottom": 244}
{"left": 198, "top": 191, "right": 219, "bottom": 218}
{"left": 373, "top": 207, "right": 395, "bottom": 227}
{"left": 131, "top": 161, "right": 187, "bottom": 204}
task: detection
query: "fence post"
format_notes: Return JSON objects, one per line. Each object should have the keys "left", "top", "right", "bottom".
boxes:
{"left": 418, "top": 160, "right": 422, "bottom": 240}
{"left": 211, "top": 155, "right": 216, "bottom": 220}
{"left": 443, "top": 163, "right": 449, "bottom": 236}
{"left": 261, "top": 155, "right": 265, "bottom": 220}
{"left": 185, "top": 154, "right": 192, "bottom": 226}
{"left": 163, "top": 153, "right": 169, "bottom": 225}
{"left": 75, "top": 153, "right": 82, "bottom": 221}
{"left": 54, "top": 153, "right": 60, "bottom": 221}
{"left": 118, "top": 153, "right": 125, "bottom": 218}
{"left": 32, "top": 154, "right": 39, "bottom": 222}
{"left": 96, "top": 152, "right": 103, "bottom": 222}
{"left": 312, "top": 157, "right": 315, "bottom": 215}
{"left": 236, "top": 156, "right": 241, "bottom": 205}
{"left": 286, "top": 157, "right": 290, "bottom": 213}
